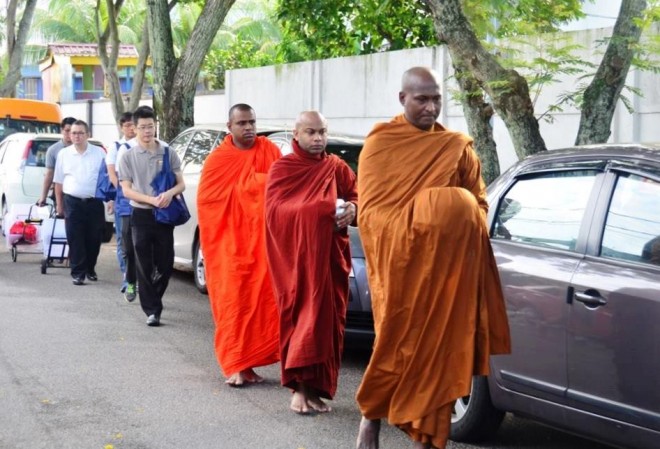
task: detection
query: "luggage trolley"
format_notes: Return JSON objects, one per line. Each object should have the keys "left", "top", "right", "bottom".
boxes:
{"left": 4, "top": 204, "right": 49, "bottom": 262}
{"left": 40, "top": 211, "right": 69, "bottom": 274}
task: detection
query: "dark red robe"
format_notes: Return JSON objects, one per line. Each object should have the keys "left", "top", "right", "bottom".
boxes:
{"left": 265, "top": 140, "right": 358, "bottom": 399}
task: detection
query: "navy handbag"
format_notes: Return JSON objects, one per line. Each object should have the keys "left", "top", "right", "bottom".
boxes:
{"left": 150, "top": 146, "right": 190, "bottom": 226}
{"left": 95, "top": 160, "right": 117, "bottom": 201}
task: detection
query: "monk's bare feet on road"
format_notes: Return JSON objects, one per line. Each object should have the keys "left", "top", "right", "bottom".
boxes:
{"left": 225, "top": 368, "right": 263, "bottom": 387}
{"left": 307, "top": 394, "right": 331, "bottom": 413}
{"left": 356, "top": 417, "right": 380, "bottom": 449}
{"left": 290, "top": 390, "right": 312, "bottom": 414}
{"left": 243, "top": 368, "right": 264, "bottom": 383}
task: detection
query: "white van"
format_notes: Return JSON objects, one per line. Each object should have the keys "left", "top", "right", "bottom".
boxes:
{"left": 0, "top": 133, "right": 114, "bottom": 242}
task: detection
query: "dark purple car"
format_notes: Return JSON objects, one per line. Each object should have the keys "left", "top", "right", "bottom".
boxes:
{"left": 349, "top": 143, "right": 660, "bottom": 449}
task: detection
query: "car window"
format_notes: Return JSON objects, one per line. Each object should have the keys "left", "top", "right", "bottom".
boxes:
{"left": 26, "top": 140, "right": 57, "bottom": 167}
{"left": 170, "top": 130, "right": 194, "bottom": 162}
{"left": 326, "top": 143, "right": 360, "bottom": 173}
{"left": 267, "top": 132, "right": 293, "bottom": 155}
{"left": 0, "top": 141, "right": 8, "bottom": 164}
{"left": 492, "top": 170, "right": 599, "bottom": 251}
{"left": 184, "top": 130, "right": 222, "bottom": 167}
{"left": 601, "top": 173, "right": 660, "bottom": 266}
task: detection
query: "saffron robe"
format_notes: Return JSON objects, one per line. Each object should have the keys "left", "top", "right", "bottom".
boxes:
{"left": 197, "top": 135, "right": 281, "bottom": 376}
{"left": 355, "top": 115, "right": 511, "bottom": 448}
{"left": 265, "top": 140, "right": 358, "bottom": 399}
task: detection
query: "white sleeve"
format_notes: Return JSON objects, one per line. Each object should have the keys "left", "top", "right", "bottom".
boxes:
{"left": 105, "top": 142, "right": 119, "bottom": 165}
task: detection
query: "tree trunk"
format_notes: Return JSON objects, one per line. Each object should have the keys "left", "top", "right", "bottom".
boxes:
{"left": 453, "top": 62, "right": 500, "bottom": 184}
{"left": 147, "top": 0, "right": 236, "bottom": 142}
{"left": 127, "top": 20, "right": 151, "bottom": 112}
{"left": 575, "top": 0, "right": 647, "bottom": 145}
{"left": 96, "top": 0, "right": 126, "bottom": 133}
{"left": 0, "top": 0, "right": 38, "bottom": 97}
{"left": 424, "top": 0, "right": 547, "bottom": 160}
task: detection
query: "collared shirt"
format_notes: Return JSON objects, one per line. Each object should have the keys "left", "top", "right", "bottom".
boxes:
{"left": 45, "top": 140, "right": 67, "bottom": 169}
{"left": 118, "top": 141, "right": 182, "bottom": 209}
{"left": 53, "top": 143, "right": 106, "bottom": 198}
{"left": 105, "top": 137, "right": 126, "bottom": 166}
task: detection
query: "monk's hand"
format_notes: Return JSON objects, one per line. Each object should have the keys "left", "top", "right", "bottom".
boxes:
{"left": 336, "top": 201, "right": 356, "bottom": 229}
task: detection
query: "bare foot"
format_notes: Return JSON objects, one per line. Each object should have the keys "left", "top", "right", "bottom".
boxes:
{"left": 243, "top": 368, "right": 264, "bottom": 383}
{"left": 356, "top": 417, "right": 380, "bottom": 449}
{"left": 307, "top": 395, "right": 331, "bottom": 413}
{"left": 225, "top": 368, "right": 264, "bottom": 387}
{"left": 290, "top": 390, "right": 312, "bottom": 415}
{"left": 412, "top": 442, "right": 432, "bottom": 449}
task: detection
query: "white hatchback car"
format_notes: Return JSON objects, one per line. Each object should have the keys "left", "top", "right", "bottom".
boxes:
{"left": 0, "top": 132, "right": 114, "bottom": 242}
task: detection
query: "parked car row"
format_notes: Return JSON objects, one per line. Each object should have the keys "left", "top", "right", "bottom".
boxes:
{"left": 168, "top": 122, "right": 660, "bottom": 449}
{"left": 0, "top": 133, "right": 115, "bottom": 242}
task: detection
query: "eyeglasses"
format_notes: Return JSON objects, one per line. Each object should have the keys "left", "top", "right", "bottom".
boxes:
{"left": 71, "top": 132, "right": 87, "bottom": 135}
{"left": 137, "top": 125, "right": 155, "bottom": 131}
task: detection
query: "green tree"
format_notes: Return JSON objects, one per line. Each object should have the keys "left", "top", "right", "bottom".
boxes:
{"left": 146, "top": 0, "right": 237, "bottom": 141}
{"left": 0, "top": 0, "right": 38, "bottom": 97}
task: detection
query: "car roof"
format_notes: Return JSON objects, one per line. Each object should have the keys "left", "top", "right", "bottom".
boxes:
{"left": 511, "top": 143, "right": 660, "bottom": 173}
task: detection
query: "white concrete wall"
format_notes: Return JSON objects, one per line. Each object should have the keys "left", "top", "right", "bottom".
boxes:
{"left": 63, "top": 25, "right": 660, "bottom": 172}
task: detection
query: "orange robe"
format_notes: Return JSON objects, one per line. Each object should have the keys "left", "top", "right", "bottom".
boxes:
{"left": 265, "top": 140, "right": 358, "bottom": 399}
{"left": 355, "top": 115, "right": 511, "bottom": 448}
{"left": 197, "top": 135, "right": 281, "bottom": 376}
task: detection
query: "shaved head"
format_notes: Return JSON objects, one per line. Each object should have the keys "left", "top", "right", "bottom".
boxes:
{"left": 294, "top": 110, "right": 328, "bottom": 155}
{"left": 399, "top": 67, "right": 442, "bottom": 131}
{"left": 295, "top": 110, "right": 327, "bottom": 130}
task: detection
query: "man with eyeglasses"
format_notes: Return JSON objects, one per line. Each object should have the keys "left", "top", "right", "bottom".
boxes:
{"left": 53, "top": 120, "right": 107, "bottom": 285}
{"left": 105, "top": 111, "right": 138, "bottom": 300}
{"left": 38, "top": 116, "right": 77, "bottom": 207}
{"left": 119, "top": 106, "right": 185, "bottom": 327}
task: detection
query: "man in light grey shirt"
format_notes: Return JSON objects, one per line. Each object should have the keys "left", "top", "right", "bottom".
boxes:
{"left": 38, "top": 116, "right": 76, "bottom": 207}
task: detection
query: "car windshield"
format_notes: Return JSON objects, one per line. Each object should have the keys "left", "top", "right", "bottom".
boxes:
{"left": 0, "top": 119, "right": 60, "bottom": 141}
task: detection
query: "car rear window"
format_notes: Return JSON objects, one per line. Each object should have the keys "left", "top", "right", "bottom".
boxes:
{"left": 26, "top": 139, "right": 58, "bottom": 167}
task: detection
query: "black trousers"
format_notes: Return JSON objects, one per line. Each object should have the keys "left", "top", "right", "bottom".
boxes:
{"left": 120, "top": 215, "right": 136, "bottom": 285}
{"left": 63, "top": 195, "right": 104, "bottom": 279}
{"left": 131, "top": 208, "right": 174, "bottom": 318}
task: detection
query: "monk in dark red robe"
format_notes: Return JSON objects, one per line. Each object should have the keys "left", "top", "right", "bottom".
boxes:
{"left": 355, "top": 68, "right": 511, "bottom": 449}
{"left": 198, "top": 104, "right": 281, "bottom": 386}
{"left": 265, "top": 111, "right": 358, "bottom": 414}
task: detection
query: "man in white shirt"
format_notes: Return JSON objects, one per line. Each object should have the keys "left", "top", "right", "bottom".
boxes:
{"left": 53, "top": 120, "right": 107, "bottom": 286}
{"left": 105, "top": 111, "right": 137, "bottom": 298}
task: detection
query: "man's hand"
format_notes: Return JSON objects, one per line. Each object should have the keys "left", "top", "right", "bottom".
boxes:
{"left": 106, "top": 201, "right": 114, "bottom": 214}
{"left": 36, "top": 197, "right": 47, "bottom": 207}
{"left": 154, "top": 191, "right": 174, "bottom": 209}
{"left": 336, "top": 201, "right": 357, "bottom": 229}
{"left": 56, "top": 204, "right": 64, "bottom": 218}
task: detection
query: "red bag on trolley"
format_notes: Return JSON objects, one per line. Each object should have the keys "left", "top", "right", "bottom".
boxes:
{"left": 9, "top": 221, "right": 39, "bottom": 243}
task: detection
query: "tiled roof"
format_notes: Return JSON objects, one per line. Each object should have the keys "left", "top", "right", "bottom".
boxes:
{"left": 47, "top": 43, "right": 139, "bottom": 58}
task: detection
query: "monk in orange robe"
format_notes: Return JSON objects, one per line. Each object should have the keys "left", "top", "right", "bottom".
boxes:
{"left": 265, "top": 111, "right": 358, "bottom": 414}
{"left": 355, "top": 67, "right": 511, "bottom": 449}
{"left": 197, "top": 103, "right": 281, "bottom": 386}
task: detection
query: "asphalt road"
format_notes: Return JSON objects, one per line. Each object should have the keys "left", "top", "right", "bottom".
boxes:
{"left": 0, "top": 239, "right": 615, "bottom": 449}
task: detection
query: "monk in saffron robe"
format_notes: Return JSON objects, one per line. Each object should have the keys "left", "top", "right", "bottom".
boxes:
{"left": 355, "top": 67, "right": 511, "bottom": 449}
{"left": 197, "top": 103, "right": 281, "bottom": 386}
{"left": 265, "top": 111, "right": 358, "bottom": 414}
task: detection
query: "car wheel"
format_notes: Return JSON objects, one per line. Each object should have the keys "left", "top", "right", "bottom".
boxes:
{"left": 450, "top": 376, "right": 505, "bottom": 443}
{"left": 193, "top": 237, "right": 208, "bottom": 294}
{"left": 102, "top": 222, "right": 114, "bottom": 243}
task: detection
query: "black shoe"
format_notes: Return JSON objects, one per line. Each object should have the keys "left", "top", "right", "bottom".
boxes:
{"left": 86, "top": 272, "right": 98, "bottom": 281}
{"left": 72, "top": 276, "right": 85, "bottom": 286}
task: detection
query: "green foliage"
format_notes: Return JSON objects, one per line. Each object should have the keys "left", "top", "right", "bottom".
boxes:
{"left": 203, "top": 38, "right": 281, "bottom": 89}
{"left": 275, "top": 0, "right": 438, "bottom": 61}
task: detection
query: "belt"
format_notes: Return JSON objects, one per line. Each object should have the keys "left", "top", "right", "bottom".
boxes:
{"left": 64, "top": 194, "right": 98, "bottom": 202}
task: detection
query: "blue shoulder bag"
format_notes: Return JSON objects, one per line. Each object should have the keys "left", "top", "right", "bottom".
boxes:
{"left": 95, "top": 159, "right": 116, "bottom": 201}
{"left": 150, "top": 146, "right": 190, "bottom": 226}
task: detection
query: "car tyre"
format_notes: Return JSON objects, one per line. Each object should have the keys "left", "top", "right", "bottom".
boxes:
{"left": 193, "top": 237, "right": 208, "bottom": 294}
{"left": 102, "top": 222, "right": 114, "bottom": 243}
{"left": 450, "top": 375, "right": 505, "bottom": 443}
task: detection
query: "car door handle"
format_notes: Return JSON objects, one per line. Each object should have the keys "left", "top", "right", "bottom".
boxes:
{"left": 574, "top": 291, "right": 607, "bottom": 307}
